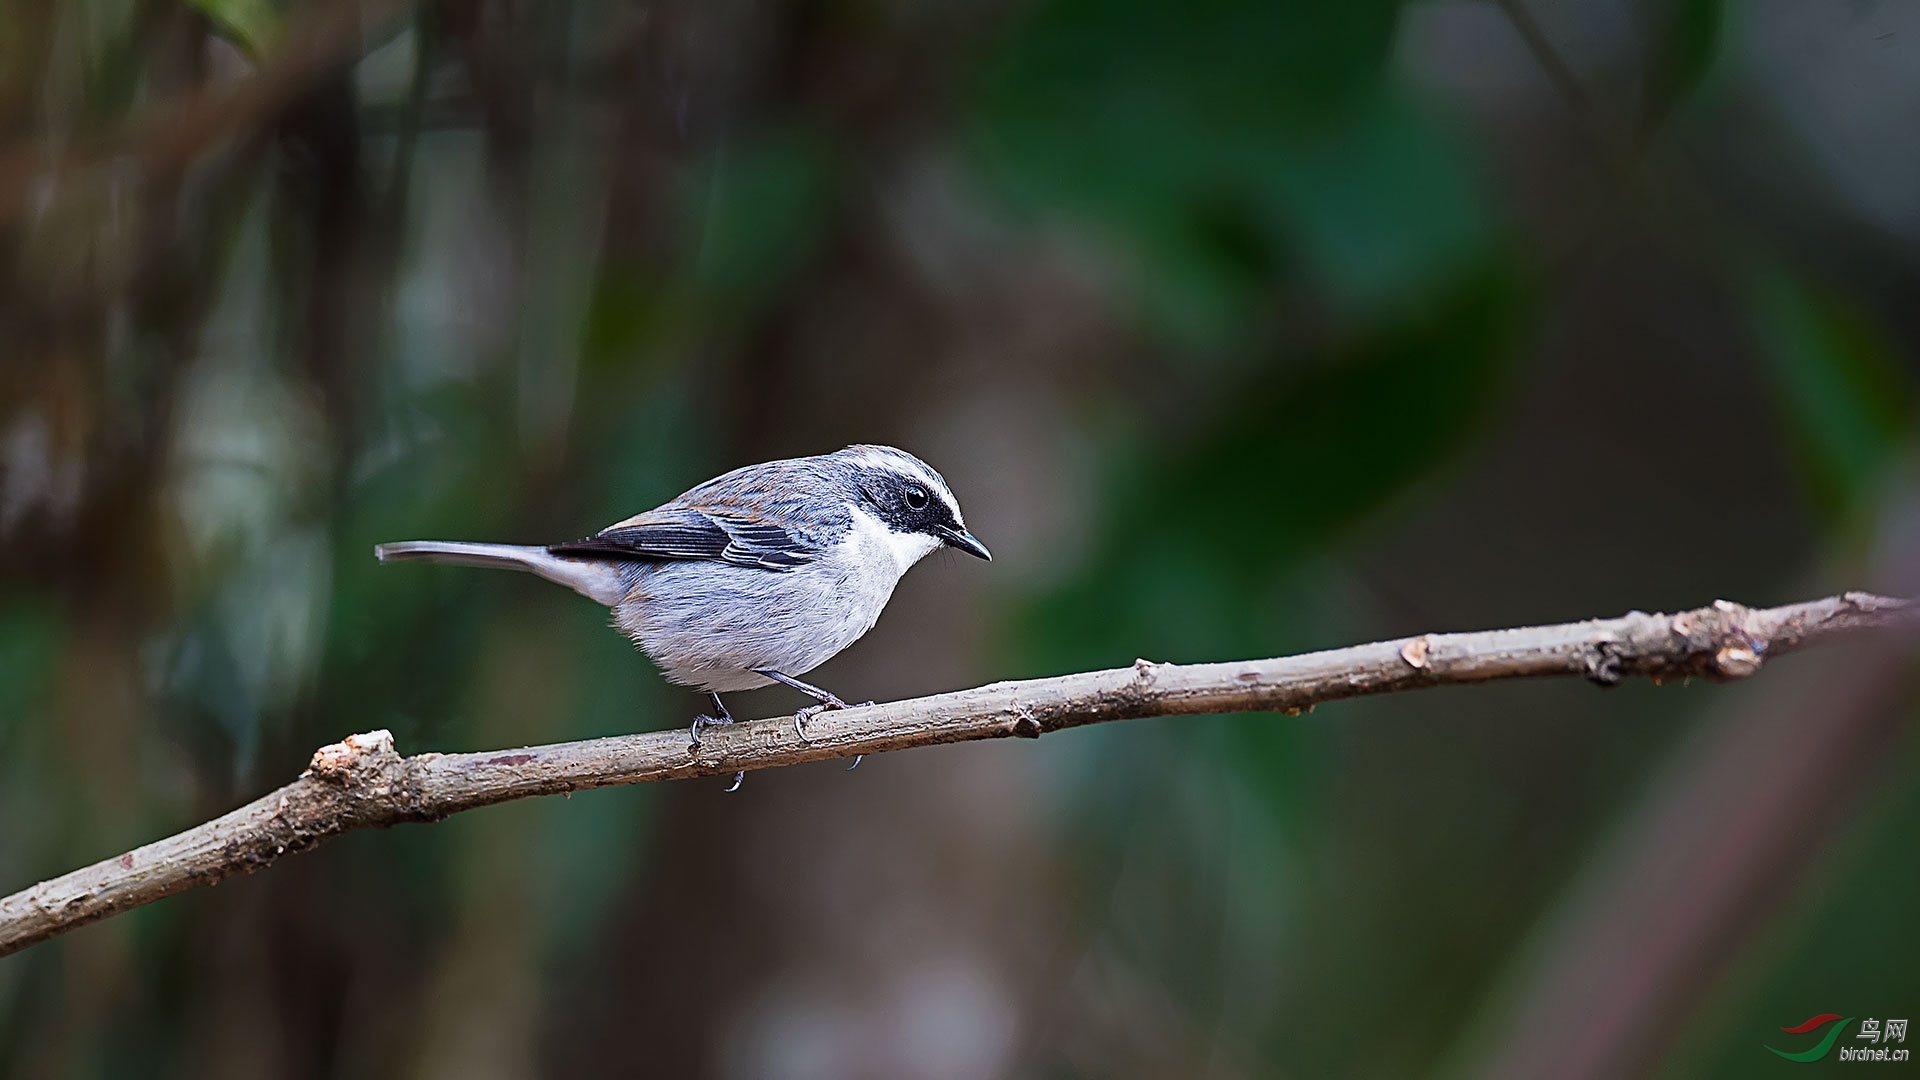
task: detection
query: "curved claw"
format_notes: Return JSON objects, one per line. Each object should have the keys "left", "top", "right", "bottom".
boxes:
{"left": 689, "top": 713, "right": 728, "bottom": 750}
{"left": 689, "top": 693, "right": 736, "bottom": 752}
{"left": 847, "top": 754, "right": 864, "bottom": 771}
{"left": 725, "top": 770, "right": 744, "bottom": 793}
{"left": 791, "top": 697, "right": 876, "bottom": 744}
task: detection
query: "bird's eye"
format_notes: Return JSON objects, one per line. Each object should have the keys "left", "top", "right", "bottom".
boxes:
{"left": 904, "top": 484, "right": 929, "bottom": 510}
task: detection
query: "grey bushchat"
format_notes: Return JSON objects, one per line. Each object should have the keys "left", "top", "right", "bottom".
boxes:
{"left": 374, "top": 444, "right": 991, "bottom": 789}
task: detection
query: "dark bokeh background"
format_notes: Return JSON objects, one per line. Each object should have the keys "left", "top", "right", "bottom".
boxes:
{"left": 2, "top": 0, "right": 1917, "bottom": 1076}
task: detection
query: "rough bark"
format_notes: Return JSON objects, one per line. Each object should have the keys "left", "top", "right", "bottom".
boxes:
{"left": 1, "top": 590, "right": 1913, "bottom": 959}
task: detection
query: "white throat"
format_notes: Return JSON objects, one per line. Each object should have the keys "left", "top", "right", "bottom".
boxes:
{"left": 849, "top": 506, "right": 940, "bottom": 575}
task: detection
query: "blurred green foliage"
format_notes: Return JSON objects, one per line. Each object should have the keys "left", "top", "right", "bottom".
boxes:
{"left": 185, "top": 0, "right": 280, "bottom": 56}
{"left": 686, "top": 130, "right": 839, "bottom": 319}
{"left": 1742, "top": 266, "right": 1915, "bottom": 524}
{"left": 974, "top": 0, "right": 1488, "bottom": 343}
{"left": 1639, "top": 0, "right": 1723, "bottom": 134}
{"left": 1018, "top": 270, "right": 1522, "bottom": 675}
{"left": 2, "top": 0, "right": 1918, "bottom": 1076}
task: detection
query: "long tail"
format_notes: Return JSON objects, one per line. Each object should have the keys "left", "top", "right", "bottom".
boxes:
{"left": 374, "top": 541, "right": 629, "bottom": 606}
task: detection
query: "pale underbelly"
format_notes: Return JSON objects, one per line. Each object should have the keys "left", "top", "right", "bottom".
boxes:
{"left": 612, "top": 558, "right": 894, "bottom": 693}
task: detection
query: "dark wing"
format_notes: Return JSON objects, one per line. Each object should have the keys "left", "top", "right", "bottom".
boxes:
{"left": 546, "top": 508, "right": 818, "bottom": 570}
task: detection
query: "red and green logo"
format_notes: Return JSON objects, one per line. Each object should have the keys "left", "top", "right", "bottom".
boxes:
{"left": 1767, "top": 1014, "right": 1852, "bottom": 1062}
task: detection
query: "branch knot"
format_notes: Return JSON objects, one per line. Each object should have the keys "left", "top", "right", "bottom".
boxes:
{"left": 305, "top": 730, "right": 399, "bottom": 784}
{"left": 1583, "top": 638, "right": 1625, "bottom": 686}
{"left": 1400, "top": 637, "right": 1432, "bottom": 670}
{"left": 300, "top": 729, "right": 426, "bottom": 825}
{"left": 1670, "top": 601, "right": 1767, "bottom": 681}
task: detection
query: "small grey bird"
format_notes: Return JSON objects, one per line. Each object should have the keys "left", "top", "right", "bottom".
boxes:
{"left": 374, "top": 444, "right": 990, "bottom": 789}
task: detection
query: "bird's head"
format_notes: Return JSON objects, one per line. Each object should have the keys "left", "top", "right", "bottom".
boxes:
{"left": 835, "top": 445, "right": 992, "bottom": 567}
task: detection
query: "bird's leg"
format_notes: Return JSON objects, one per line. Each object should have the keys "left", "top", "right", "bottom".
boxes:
{"left": 755, "top": 669, "right": 875, "bottom": 745}
{"left": 688, "top": 692, "right": 734, "bottom": 746}
{"left": 687, "top": 692, "right": 745, "bottom": 793}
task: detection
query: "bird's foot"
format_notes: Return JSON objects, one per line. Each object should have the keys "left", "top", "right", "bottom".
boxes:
{"left": 792, "top": 695, "right": 875, "bottom": 744}
{"left": 689, "top": 692, "right": 736, "bottom": 750}
{"left": 688, "top": 710, "right": 734, "bottom": 749}
{"left": 689, "top": 693, "right": 743, "bottom": 792}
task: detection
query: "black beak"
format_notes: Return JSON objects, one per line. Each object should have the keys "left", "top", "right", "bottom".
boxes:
{"left": 937, "top": 526, "right": 993, "bottom": 561}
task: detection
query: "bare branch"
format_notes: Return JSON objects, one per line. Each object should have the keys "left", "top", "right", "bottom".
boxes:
{"left": 2, "top": 590, "right": 1913, "bottom": 959}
